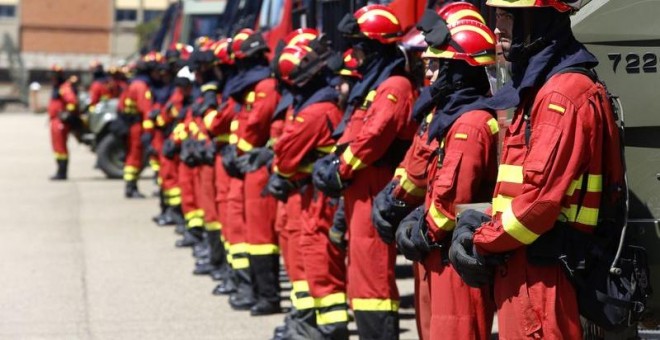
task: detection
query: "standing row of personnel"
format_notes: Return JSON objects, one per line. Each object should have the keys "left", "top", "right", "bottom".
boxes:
{"left": 46, "top": 0, "right": 621, "bottom": 339}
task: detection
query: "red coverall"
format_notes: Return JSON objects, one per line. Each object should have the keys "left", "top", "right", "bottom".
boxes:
{"left": 235, "top": 78, "right": 281, "bottom": 303}
{"left": 48, "top": 81, "right": 79, "bottom": 161}
{"left": 421, "top": 110, "right": 499, "bottom": 340}
{"left": 87, "top": 79, "right": 111, "bottom": 113}
{"left": 157, "top": 88, "right": 184, "bottom": 208}
{"left": 336, "top": 76, "right": 417, "bottom": 337}
{"left": 273, "top": 101, "right": 346, "bottom": 334}
{"left": 473, "top": 72, "right": 611, "bottom": 339}
{"left": 120, "top": 78, "right": 153, "bottom": 182}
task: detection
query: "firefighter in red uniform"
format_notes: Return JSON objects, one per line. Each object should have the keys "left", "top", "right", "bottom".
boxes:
{"left": 48, "top": 64, "right": 80, "bottom": 180}
{"left": 118, "top": 52, "right": 163, "bottom": 198}
{"left": 312, "top": 5, "right": 418, "bottom": 338}
{"left": 268, "top": 38, "right": 348, "bottom": 339}
{"left": 219, "top": 29, "right": 281, "bottom": 313}
{"left": 448, "top": 1, "right": 612, "bottom": 338}
{"left": 87, "top": 61, "right": 111, "bottom": 114}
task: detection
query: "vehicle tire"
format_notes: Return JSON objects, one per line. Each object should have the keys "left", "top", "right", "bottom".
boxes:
{"left": 96, "top": 134, "right": 125, "bottom": 179}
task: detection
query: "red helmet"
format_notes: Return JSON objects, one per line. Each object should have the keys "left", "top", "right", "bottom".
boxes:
{"left": 278, "top": 45, "right": 309, "bottom": 86}
{"left": 353, "top": 5, "right": 403, "bottom": 44}
{"left": 166, "top": 43, "right": 193, "bottom": 62}
{"left": 437, "top": 2, "right": 486, "bottom": 24}
{"left": 486, "top": 0, "right": 580, "bottom": 12}
{"left": 422, "top": 20, "right": 496, "bottom": 67}
{"left": 213, "top": 38, "right": 233, "bottom": 65}
{"left": 339, "top": 49, "right": 361, "bottom": 79}
{"left": 284, "top": 28, "right": 319, "bottom": 47}
{"left": 231, "top": 28, "right": 254, "bottom": 59}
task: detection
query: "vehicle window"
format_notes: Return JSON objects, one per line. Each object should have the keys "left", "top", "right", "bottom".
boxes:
{"left": 259, "top": 0, "right": 284, "bottom": 30}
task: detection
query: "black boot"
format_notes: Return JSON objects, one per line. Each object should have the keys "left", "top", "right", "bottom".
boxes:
{"left": 174, "top": 222, "right": 185, "bottom": 235}
{"left": 229, "top": 268, "right": 256, "bottom": 310}
{"left": 211, "top": 261, "right": 230, "bottom": 281}
{"left": 125, "top": 180, "right": 145, "bottom": 199}
{"left": 192, "top": 233, "right": 210, "bottom": 258}
{"left": 151, "top": 191, "right": 167, "bottom": 224}
{"left": 50, "top": 159, "right": 68, "bottom": 181}
{"left": 175, "top": 227, "right": 204, "bottom": 248}
{"left": 155, "top": 205, "right": 184, "bottom": 226}
{"left": 249, "top": 254, "right": 282, "bottom": 316}
{"left": 213, "top": 268, "right": 237, "bottom": 295}
{"left": 193, "top": 230, "right": 222, "bottom": 275}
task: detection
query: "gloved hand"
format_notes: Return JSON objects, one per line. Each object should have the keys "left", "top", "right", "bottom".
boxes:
{"left": 148, "top": 108, "right": 161, "bottom": 121}
{"left": 266, "top": 173, "right": 295, "bottom": 202}
{"left": 220, "top": 145, "right": 244, "bottom": 179}
{"left": 372, "top": 181, "right": 414, "bottom": 244}
{"left": 448, "top": 209, "right": 493, "bottom": 288}
{"left": 140, "top": 133, "right": 155, "bottom": 155}
{"left": 236, "top": 147, "right": 274, "bottom": 174}
{"left": 180, "top": 139, "right": 201, "bottom": 167}
{"left": 396, "top": 207, "right": 430, "bottom": 261}
{"left": 201, "top": 141, "right": 216, "bottom": 166}
{"left": 190, "top": 102, "right": 203, "bottom": 117}
{"left": 162, "top": 139, "right": 178, "bottom": 159}
{"left": 312, "top": 154, "right": 344, "bottom": 198}
{"left": 328, "top": 199, "right": 347, "bottom": 249}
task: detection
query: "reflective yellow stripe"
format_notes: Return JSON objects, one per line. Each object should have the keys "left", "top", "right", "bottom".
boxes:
{"left": 123, "top": 166, "right": 139, "bottom": 181}
{"left": 188, "top": 217, "right": 204, "bottom": 228}
{"left": 203, "top": 110, "right": 218, "bottom": 129}
{"left": 394, "top": 167, "right": 405, "bottom": 178}
{"left": 164, "top": 187, "right": 182, "bottom": 197}
{"left": 317, "top": 309, "right": 349, "bottom": 325}
{"left": 166, "top": 196, "right": 182, "bottom": 206}
{"left": 205, "top": 221, "right": 222, "bottom": 231}
{"left": 248, "top": 244, "right": 280, "bottom": 255}
{"left": 399, "top": 170, "right": 426, "bottom": 197}
{"left": 429, "top": 203, "right": 455, "bottom": 231}
{"left": 502, "top": 207, "right": 539, "bottom": 245}
{"left": 454, "top": 133, "right": 468, "bottom": 140}
{"left": 316, "top": 145, "right": 335, "bottom": 154}
{"left": 65, "top": 103, "right": 76, "bottom": 111}
{"left": 246, "top": 91, "right": 256, "bottom": 104}
{"left": 296, "top": 296, "right": 316, "bottom": 310}
{"left": 214, "top": 134, "right": 230, "bottom": 143}
{"left": 156, "top": 115, "right": 165, "bottom": 127}
{"left": 189, "top": 122, "right": 200, "bottom": 135}
{"left": 425, "top": 113, "right": 433, "bottom": 124}
{"left": 548, "top": 103, "right": 566, "bottom": 114}
{"left": 352, "top": 298, "right": 399, "bottom": 312}
{"left": 341, "top": 146, "right": 365, "bottom": 171}
{"left": 229, "top": 134, "right": 238, "bottom": 145}
{"left": 184, "top": 209, "right": 204, "bottom": 221}
{"left": 230, "top": 243, "right": 248, "bottom": 255}
{"left": 291, "top": 281, "right": 314, "bottom": 310}
{"left": 362, "top": 90, "right": 377, "bottom": 107}
{"left": 295, "top": 116, "right": 305, "bottom": 123}
{"left": 230, "top": 120, "right": 239, "bottom": 132}
{"left": 274, "top": 165, "right": 295, "bottom": 178}
{"left": 492, "top": 194, "right": 513, "bottom": 214}
{"left": 386, "top": 94, "right": 398, "bottom": 103}
{"left": 560, "top": 205, "right": 599, "bottom": 227}
{"left": 237, "top": 138, "right": 254, "bottom": 152}
{"left": 297, "top": 163, "right": 314, "bottom": 174}
{"left": 487, "top": 118, "right": 499, "bottom": 135}
{"left": 145, "top": 91, "right": 152, "bottom": 100}
{"left": 565, "top": 174, "right": 603, "bottom": 196}
{"left": 497, "top": 164, "right": 523, "bottom": 184}
{"left": 201, "top": 84, "right": 218, "bottom": 92}
{"left": 256, "top": 92, "right": 267, "bottom": 98}
{"left": 54, "top": 152, "right": 68, "bottom": 160}
{"left": 149, "top": 159, "right": 160, "bottom": 171}
{"left": 315, "top": 292, "right": 347, "bottom": 308}
{"left": 292, "top": 280, "right": 309, "bottom": 292}
{"left": 142, "top": 119, "right": 154, "bottom": 129}
{"left": 231, "top": 257, "right": 249, "bottom": 269}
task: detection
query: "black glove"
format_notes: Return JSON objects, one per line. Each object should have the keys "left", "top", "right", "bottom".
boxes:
{"left": 140, "top": 133, "right": 155, "bottom": 156}
{"left": 328, "top": 199, "right": 347, "bottom": 249}
{"left": 148, "top": 108, "right": 160, "bottom": 121}
{"left": 312, "top": 154, "right": 344, "bottom": 198}
{"left": 396, "top": 207, "right": 430, "bottom": 261}
{"left": 266, "top": 173, "right": 295, "bottom": 202}
{"left": 448, "top": 209, "right": 493, "bottom": 288}
{"left": 236, "top": 147, "right": 274, "bottom": 174}
{"left": 372, "top": 181, "right": 414, "bottom": 244}
{"left": 201, "top": 141, "right": 216, "bottom": 166}
{"left": 162, "top": 139, "right": 178, "bottom": 159}
{"left": 180, "top": 139, "right": 201, "bottom": 167}
{"left": 220, "top": 145, "right": 244, "bottom": 179}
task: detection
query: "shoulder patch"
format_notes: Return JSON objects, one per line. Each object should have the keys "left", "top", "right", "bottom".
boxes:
{"left": 548, "top": 103, "right": 566, "bottom": 114}
{"left": 387, "top": 94, "right": 398, "bottom": 103}
{"left": 454, "top": 133, "right": 468, "bottom": 140}
{"left": 145, "top": 91, "right": 152, "bottom": 100}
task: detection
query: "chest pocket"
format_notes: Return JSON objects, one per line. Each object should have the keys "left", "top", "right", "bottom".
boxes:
{"left": 524, "top": 123, "right": 562, "bottom": 187}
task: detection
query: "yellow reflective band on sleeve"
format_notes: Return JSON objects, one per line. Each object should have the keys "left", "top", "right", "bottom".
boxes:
{"left": 316, "top": 145, "right": 335, "bottom": 154}
{"left": 142, "top": 119, "right": 155, "bottom": 129}
{"left": 497, "top": 164, "right": 523, "bottom": 184}
{"left": 231, "top": 257, "right": 250, "bottom": 269}
{"left": 237, "top": 138, "right": 254, "bottom": 152}
{"left": 248, "top": 244, "right": 280, "bottom": 255}
{"left": 399, "top": 171, "right": 426, "bottom": 197}
{"left": 246, "top": 91, "right": 256, "bottom": 104}
{"left": 352, "top": 298, "right": 399, "bottom": 312}
{"left": 205, "top": 221, "right": 222, "bottom": 231}
{"left": 341, "top": 146, "right": 366, "bottom": 171}
{"left": 548, "top": 103, "right": 566, "bottom": 114}
{"left": 394, "top": 167, "right": 405, "bottom": 178}
{"left": 274, "top": 165, "right": 295, "bottom": 178}
{"left": 230, "top": 120, "right": 239, "bottom": 132}
{"left": 560, "top": 205, "right": 599, "bottom": 227}
{"left": 198, "top": 133, "right": 208, "bottom": 141}
{"left": 170, "top": 107, "right": 179, "bottom": 118}
{"left": 315, "top": 293, "right": 347, "bottom": 308}
{"left": 502, "top": 207, "right": 539, "bottom": 245}
{"left": 565, "top": 174, "right": 603, "bottom": 196}
{"left": 204, "top": 110, "right": 218, "bottom": 129}
{"left": 429, "top": 203, "right": 455, "bottom": 231}
{"left": 189, "top": 122, "right": 199, "bottom": 135}
{"left": 387, "top": 94, "right": 398, "bottom": 103}
{"left": 66, "top": 103, "right": 76, "bottom": 112}
{"left": 487, "top": 118, "right": 499, "bottom": 135}
{"left": 492, "top": 194, "right": 513, "bottom": 214}
{"left": 317, "top": 310, "right": 349, "bottom": 325}
{"left": 156, "top": 115, "right": 165, "bottom": 127}
{"left": 229, "top": 134, "right": 238, "bottom": 145}
{"left": 54, "top": 152, "right": 68, "bottom": 160}
{"left": 145, "top": 91, "right": 152, "bottom": 100}
{"left": 454, "top": 133, "right": 468, "bottom": 140}
{"left": 361, "top": 90, "right": 377, "bottom": 107}
{"left": 201, "top": 84, "right": 218, "bottom": 92}
{"left": 214, "top": 134, "right": 230, "bottom": 143}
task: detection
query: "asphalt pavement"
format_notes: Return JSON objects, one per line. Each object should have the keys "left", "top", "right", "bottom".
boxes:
{"left": 0, "top": 112, "right": 418, "bottom": 340}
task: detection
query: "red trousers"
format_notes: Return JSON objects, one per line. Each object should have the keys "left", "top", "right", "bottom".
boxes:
{"left": 160, "top": 155, "right": 180, "bottom": 206}
{"left": 494, "top": 248, "right": 581, "bottom": 340}
{"left": 199, "top": 164, "right": 219, "bottom": 230}
{"left": 123, "top": 121, "right": 143, "bottom": 181}
{"left": 179, "top": 163, "right": 203, "bottom": 228}
{"left": 283, "top": 192, "right": 306, "bottom": 284}
{"left": 225, "top": 177, "right": 248, "bottom": 269}
{"left": 420, "top": 249, "right": 494, "bottom": 340}
{"left": 50, "top": 117, "right": 69, "bottom": 159}
{"left": 149, "top": 131, "right": 163, "bottom": 173}
{"left": 214, "top": 154, "right": 230, "bottom": 229}
{"left": 243, "top": 167, "right": 278, "bottom": 253}
{"left": 343, "top": 166, "right": 399, "bottom": 309}
{"left": 413, "top": 262, "right": 431, "bottom": 340}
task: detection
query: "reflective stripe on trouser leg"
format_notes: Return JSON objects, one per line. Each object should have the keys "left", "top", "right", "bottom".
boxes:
{"left": 229, "top": 243, "right": 250, "bottom": 270}
{"left": 163, "top": 187, "right": 182, "bottom": 206}
{"left": 184, "top": 209, "right": 204, "bottom": 229}
{"left": 291, "top": 281, "right": 315, "bottom": 311}
{"left": 123, "top": 165, "right": 139, "bottom": 181}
